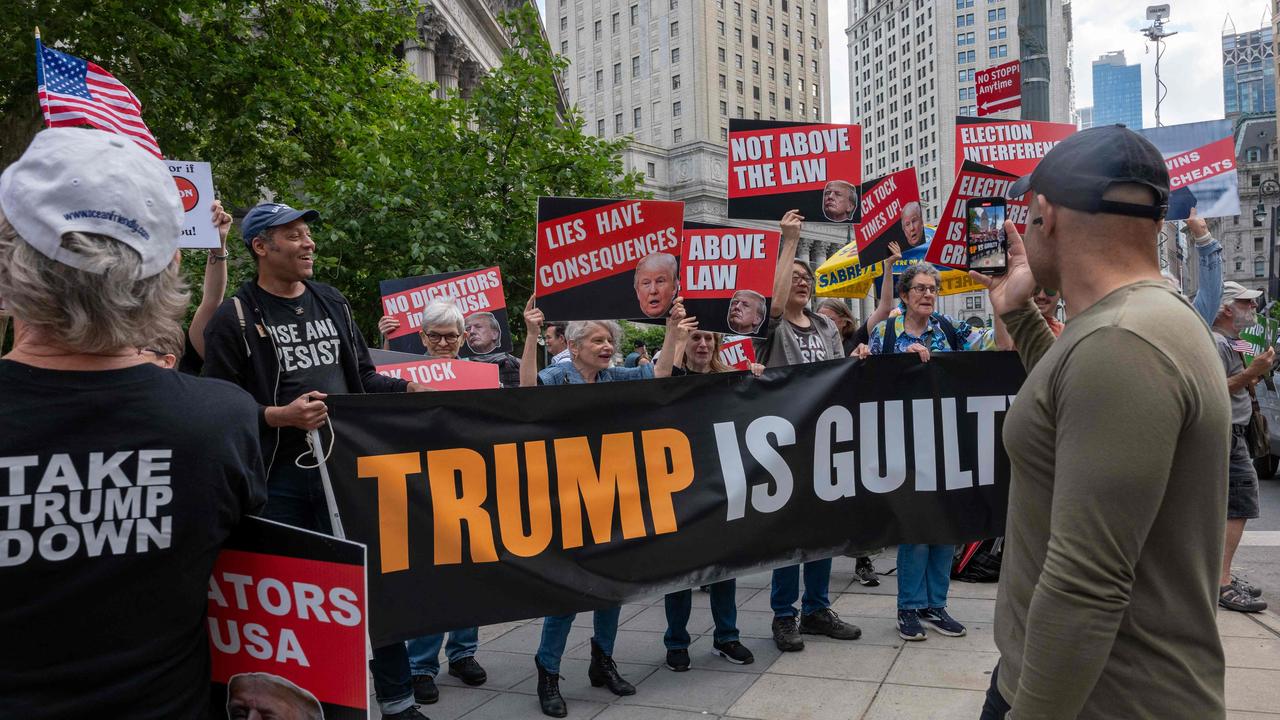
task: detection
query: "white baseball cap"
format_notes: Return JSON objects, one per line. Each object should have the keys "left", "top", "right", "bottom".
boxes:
{"left": 1223, "top": 281, "right": 1263, "bottom": 304}
{"left": 0, "top": 127, "right": 182, "bottom": 279}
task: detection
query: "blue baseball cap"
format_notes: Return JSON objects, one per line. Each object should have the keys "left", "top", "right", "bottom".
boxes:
{"left": 240, "top": 202, "right": 320, "bottom": 251}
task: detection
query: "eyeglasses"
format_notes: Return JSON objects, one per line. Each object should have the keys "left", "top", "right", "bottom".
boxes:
{"left": 425, "top": 332, "right": 461, "bottom": 343}
{"left": 791, "top": 274, "right": 811, "bottom": 286}
{"left": 908, "top": 284, "right": 938, "bottom": 295}
{"left": 1034, "top": 287, "right": 1058, "bottom": 296}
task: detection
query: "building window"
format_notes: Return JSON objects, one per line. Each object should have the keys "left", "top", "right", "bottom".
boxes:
{"left": 753, "top": 86, "right": 760, "bottom": 100}
{"left": 784, "top": 97, "right": 792, "bottom": 110}
{"left": 597, "top": 118, "right": 605, "bottom": 136}
{"left": 615, "top": 113, "right": 623, "bottom": 133}
{"left": 630, "top": 4, "right": 639, "bottom": 25}
{"left": 632, "top": 55, "right": 640, "bottom": 76}
{"left": 736, "top": 53, "right": 743, "bottom": 68}
{"left": 595, "top": 69, "right": 603, "bottom": 89}
{"left": 673, "top": 100, "right": 682, "bottom": 116}
{"left": 594, "top": 20, "right": 602, "bottom": 40}
{"left": 988, "top": 7, "right": 1007, "bottom": 21}
{"left": 769, "top": 91, "right": 776, "bottom": 105}
{"left": 718, "top": 73, "right": 726, "bottom": 88}
{"left": 737, "top": 79, "right": 744, "bottom": 93}
{"left": 1257, "top": 258, "right": 1266, "bottom": 277}
{"left": 633, "top": 107, "right": 641, "bottom": 127}
{"left": 647, "top": 162, "right": 656, "bottom": 178}
{"left": 671, "top": 21, "right": 679, "bottom": 36}
{"left": 672, "top": 74, "right": 681, "bottom": 90}
{"left": 721, "top": 127, "right": 729, "bottom": 141}
{"left": 719, "top": 47, "right": 727, "bottom": 62}
{"left": 613, "top": 62, "right": 622, "bottom": 84}
{"left": 671, "top": 47, "right": 680, "bottom": 63}
{"left": 720, "top": 100, "right": 728, "bottom": 115}
{"left": 612, "top": 12, "right": 619, "bottom": 32}
{"left": 560, "top": 16, "right": 567, "bottom": 31}
{"left": 673, "top": 128, "right": 683, "bottom": 142}
{"left": 718, "top": 20, "right": 725, "bottom": 35}
{"left": 560, "top": 40, "right": 567, "bottom": 54}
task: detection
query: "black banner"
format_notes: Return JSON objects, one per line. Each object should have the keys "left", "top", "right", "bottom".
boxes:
{"left": 324, "top": 353, "right": 1023, "bottom": 646}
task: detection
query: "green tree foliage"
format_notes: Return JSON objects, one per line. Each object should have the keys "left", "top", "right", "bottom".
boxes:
{"left": 305, "top": 5, "right": 644, "bottom": 335}
{"left": 0, "top": 2, "right": 643, "bottom": 339}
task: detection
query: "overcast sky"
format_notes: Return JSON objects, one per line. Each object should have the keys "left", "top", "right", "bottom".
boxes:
{"left": 539, "top": 0, "right": 1272, "bottom": 128}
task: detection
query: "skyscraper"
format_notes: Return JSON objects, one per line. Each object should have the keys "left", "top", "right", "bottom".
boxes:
{"left": 1223, "top": 20, "right": 1277, "bottom": 119}
{"left": 1078, "top": 105, "right": 1094, "bottom": 129}
{"left": 1091, "top": 51, "right": 1142, "bottom": 130}
{"left": 547, "top": 0, "right": 857, "bottom": 308}
{"left": 845, "top": 0, "right": 1074, "bottom": 323}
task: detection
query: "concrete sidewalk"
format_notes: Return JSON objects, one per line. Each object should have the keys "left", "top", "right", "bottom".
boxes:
{"left": 377, "top": 554, "right": 1280, "bottom": 720}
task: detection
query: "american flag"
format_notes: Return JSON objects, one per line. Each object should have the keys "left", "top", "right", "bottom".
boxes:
{"left": 36, "top": 38, "right": 162, "bottom": 158}
{"left": 1232, "top": 338, "right": 1255, "bottom": 355}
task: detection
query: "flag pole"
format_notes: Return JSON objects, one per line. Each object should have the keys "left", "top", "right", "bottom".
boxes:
{"left": 34, "top": 26, "right": 51, "bottom": 127}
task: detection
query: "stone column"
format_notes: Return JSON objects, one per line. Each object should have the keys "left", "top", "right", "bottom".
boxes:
{"left": 407, "top": 10, "right": 442, "bottom": 85}
{"left": 458, "top": 59, "right": 482, "bottom": 99}
{"left": 435, "top": 35, "right": 460, "bottom": 97}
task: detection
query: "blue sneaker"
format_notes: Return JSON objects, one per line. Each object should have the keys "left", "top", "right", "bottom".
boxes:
{"left": 917, "top": 607, "right": 967, "bottom": 637}
{"left": 897, "top": 609, "right": 926, "bottom": 641}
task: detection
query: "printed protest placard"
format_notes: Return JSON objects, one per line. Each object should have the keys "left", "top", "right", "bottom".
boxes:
{"left": 975, "top": 60, "right": 1021, "bottom": 117}
{"left": 369, "top": 348, "right": 500, "bottom": 391}
{"left": 727, "top": 119, "right": 862, "bottom": 223}
{"left": 208, "top": 517, "right": 368, "bottom": 720}
{"left": 1140, "top": 120, "right": 1240, "bottom": 220}
{"left": 167, "top": 160, "right": 220, "bottom": 249}
{"left": 719, "top": 335, "right": 757, "bottom": 370}
{"left": 535, "top": 197, "right": 684, "bottom": 322}
{"left": 855, "top": 168, "right": 923, "bottom": 266}
{"left": 954, "top": 116, "right": 1077, "bottom": 178}
{"left": 927, "top": 161, "right": 1028, "bottom": 269}
{"left": 379, "top": 267, "right": 510, "bottom": 357}
{"left": 679, "top": 222, "right": 779, "bottom": 336}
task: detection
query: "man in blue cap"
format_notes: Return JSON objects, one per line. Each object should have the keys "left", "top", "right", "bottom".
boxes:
{"left": 203, "top": 201, "right": 430, "bottom": 720}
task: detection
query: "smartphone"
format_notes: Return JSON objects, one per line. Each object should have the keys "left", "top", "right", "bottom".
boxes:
{"left": 966, "top": 197, "right": 1008, "bottom": 276}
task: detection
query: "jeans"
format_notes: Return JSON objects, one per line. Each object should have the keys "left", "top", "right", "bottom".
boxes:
{"left": 406, "top": 627, "right": 479, "bottom": 677}
{"left": 664, "top": 580, "right": 739, "bottom": 649}
{"left": 536, "top": 608, "right": 621, "bottom": 675}
{"left": 979, "top": 664, "right": 1010, "bottom": 719}
{"left": 897, "top": 544, "right": 955, "bottom": 611}
{"left": 261, "top": 461, "right": 415, "bottom": 714}
{"left": 770, "top": 559, "right": 832, "bottom": 618}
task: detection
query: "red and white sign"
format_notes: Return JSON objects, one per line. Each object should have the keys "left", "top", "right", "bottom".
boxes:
{"left": 380, "top": 267, "right": 506, "bottom": 341}
{"left": 975, "top": 60, "right": 1021, "bottom": 117}
{"left": 679, "top": 223, "right": 779, "bottom": 336}
{"left": 373, "top": 353, "right": 500, "bottom": 391}
{"left": 166, "top": 160, "right": 220, "bottom": 249}
{"left": 728, "top": 123, "right": 862, "bottom": 198}
{"left": 208, "top": 517, "right": 368, "bottom": 718}
{"left": 927, "top": 161, "right": 1029, "bottom": 269}
{"left": 719, "top": 335, "right": 757, "bottom": 371}
{"left": 954, "top": 117, "right": 1077, "bottom": 179}
{"left": 1165, "top": 137, "right": 1236, "bottom": 190}
{"left": 855, "top": 168, "right": 922, "bottom": 266}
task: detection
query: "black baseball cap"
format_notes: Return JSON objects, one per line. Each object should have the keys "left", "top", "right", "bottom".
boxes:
{"left": 1007, "top": 124, "right": 1169, "bottom": 221}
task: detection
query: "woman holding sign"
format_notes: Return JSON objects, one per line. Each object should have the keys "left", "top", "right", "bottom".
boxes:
{"left": 517, "top": 297, "right": 692, "bottom": 717}
{"left": 757, "top": 210, "right": 865, "bottom": 654}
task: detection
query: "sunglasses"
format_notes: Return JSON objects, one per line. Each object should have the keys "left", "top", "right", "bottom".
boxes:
{"left": 1034, "top": 287, "right": 1058, "bottom": 297}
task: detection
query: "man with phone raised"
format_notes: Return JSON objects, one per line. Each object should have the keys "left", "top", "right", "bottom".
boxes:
{"left": 971, "top": 125, "right": 1230, "bottom": 719}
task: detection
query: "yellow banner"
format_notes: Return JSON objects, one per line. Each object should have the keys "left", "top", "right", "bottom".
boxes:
{"left": 814, "top": 228, "right": 984, "bottom": 299}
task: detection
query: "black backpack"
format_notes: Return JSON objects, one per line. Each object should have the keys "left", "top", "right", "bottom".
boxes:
{"left": 876, "top": 313, "right": 962, "bottom": 354}
{"left": 952, "top": 538, "right": 1003, "bottom": 582}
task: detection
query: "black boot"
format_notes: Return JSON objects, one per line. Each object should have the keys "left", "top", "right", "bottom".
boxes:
{"left": 535, "top": 658, "right": 567, "bottom": 718}
{"left": 587, "top": 639, "right": 636, "bottom": 696}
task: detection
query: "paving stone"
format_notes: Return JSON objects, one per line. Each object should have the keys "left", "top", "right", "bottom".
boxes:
{"left": 727, "top": 673, "right": 878, "bottom": 719}
{"left": 1227, "top": 712, "right": 1280, "bottom": 719}
{"left": 458, "top": 690, "right": 606, "bottom": 719}
{"left": 734, "top": 609, "right": 779, "bottom": 639}
{"left": 736, "top": 571, "right": 776, "bottom": 589}
{"left": 1224, "top": 636, "right": 1280, "bottom": 670}
{"left": 596, "top": 705, "right": 720, "bottom": 720}
{"left": 564, "top": 628, "right": 672, "bottom": 666}
{"left": 862, "top": 682, "right": 988, "bottom": 720}
{"left": 477, "top": 620, "right": 526, "bottom": 644}
{"left": 572, "top": 605, "right": 645, "bottom": 629}
{"left": 767, "top": 638, "right": 900, "bottom": 682}
{"left": 737, "top": 586, "right": 776, "bottom": 612}
{"left": 412, "top": 685, "right": 498, "bottom": 720}
{"left": 885, "top": 646, "right": 999, "bottom": 691}
{"left": 622, "top": 604, "right": 715, "bottom": 635}
{"left": 831, "top": 592, "right": 898, "bottom": 619}
{"left": 618, "top": 666, "right": 759, "bottom": 714}
{"left": 1220, "top": 610, "right": 1276, "bottom": 639}
{"left": 1227, "top": 667, "right": 1280, "bottom": 713}
{"left": 946, "top": 581, "right": 1001, "bottom": 600}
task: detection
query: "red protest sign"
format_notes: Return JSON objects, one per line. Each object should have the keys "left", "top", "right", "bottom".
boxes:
{"left": 928, "top": 161, "right": 1028, "bottom": 269}
{"left": 719, "top": 335, "right": 757, "bottom": 370}
{"left": 535, "top": 197, "right": 684, "bottom": 322}
{"left": 727, "top": 119, "right": 862, "bottom": 223}
{"left": 208, "top": 517, "right": 368, "bottom": 719}
{"left": 370, "top": 349, "right": 501, "bottom": 391}
{"left": 680, "top": 222, "right": 779, "bottom": 336}
{"left": 954, "top": 117, "right": 1077, "bottom": 178}
{"left": 379, "top": 267, "right": 507, "bottom": 346}
{"left": 976, "top": 60, "right": 1021, "bottom": 117}
{"left": 854, "top": 168, "right": 923, "bottom": 266}
{"left": 1166, "top": 137, "right": 1236, "bottom": 190}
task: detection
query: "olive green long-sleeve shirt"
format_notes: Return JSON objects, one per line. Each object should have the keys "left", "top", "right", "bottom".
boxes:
{"left": 996, "top": 281, "right": 1229, "bottom": 719}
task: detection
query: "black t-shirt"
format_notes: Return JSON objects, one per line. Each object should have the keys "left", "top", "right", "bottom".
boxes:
{"left": 177, "top": 330, "right": 202, "bottom": 376}
{"left": 0, "top": 360, "right": 266, "bottom": 719}
{"left": 257, "top": 287, "right": 350, "bottom": 460}
{"left": 844, "top": 321, "right": 871, "bottom": 356}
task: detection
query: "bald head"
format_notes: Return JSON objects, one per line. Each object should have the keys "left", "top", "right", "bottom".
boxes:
{"left": 227, "top": 673, "right": 323, "bottom": 720}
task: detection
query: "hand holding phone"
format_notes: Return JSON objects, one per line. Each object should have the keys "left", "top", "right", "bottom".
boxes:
{"left": 966, "top": 197, "right": 1008, "bottom": 276}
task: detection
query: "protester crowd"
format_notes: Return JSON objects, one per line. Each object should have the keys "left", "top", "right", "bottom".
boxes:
{"left": 0, "top": 124, "right": 1265, "bottom": 720}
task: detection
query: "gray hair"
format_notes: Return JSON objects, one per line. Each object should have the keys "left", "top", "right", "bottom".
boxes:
{"left": 903, "top": 201, "right": 922, "bottom": 218}
{"left": 732, "top": 288, "right": 766, "bottom": 309}
{"left": 0, "top": 209, "right": 188, "bottom": 354}
{"left": 896, "top": 263, "right": 941, "bottom": 296}
{"left": 634, "top": 253, "right": 678, "bottom": 283}
{"left": 466, "top": 310, "right": 501, "bottom": 334}
{"left": 227, "top": 672, "right": 322, "bottom": 720}
{"left": 566, "top": 319, "right": 621, "bottom": 349}
{"left": 420, "top": 298, "right": 464, "bottom": 333}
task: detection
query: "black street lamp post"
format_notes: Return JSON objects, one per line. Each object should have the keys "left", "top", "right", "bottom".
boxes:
{"left": 1255, "top": 178, "right": 1280, "bottom": 301}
